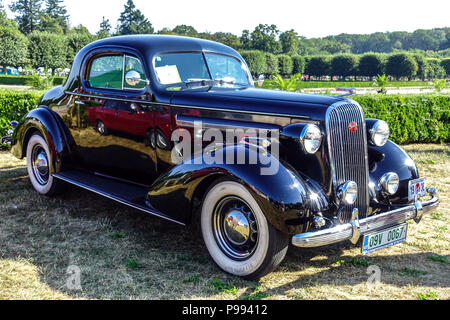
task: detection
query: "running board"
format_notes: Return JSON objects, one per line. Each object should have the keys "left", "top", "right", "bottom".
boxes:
{"left": 53, "top": 170, "right": 184, "bottom": 226}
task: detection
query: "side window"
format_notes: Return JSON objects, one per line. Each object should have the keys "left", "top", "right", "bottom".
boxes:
{"left": 88, "top": 54, "right": 146, "bottom": 91}
{"left": 124, "top": 56, "right": 146, "bottom": 90}
{"left": 89, "top": 55, "right": 123, "bottom": 89}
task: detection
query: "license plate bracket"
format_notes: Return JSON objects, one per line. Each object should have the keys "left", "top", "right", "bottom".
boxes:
{"left": 362, "top": 223, "right": 408, "bottom": 255}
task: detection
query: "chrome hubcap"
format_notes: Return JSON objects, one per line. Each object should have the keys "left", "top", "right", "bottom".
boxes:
{"left": 223, "top": 210, "right": 250, "bottom": 245}
{"left": 31, "top": 145, "right": 49, "bottom": 185}
{"left": 213, "top": 196, "right": 258, "bottom": 260}
{"left": 97, "top": 121, "right": 105, "bottom": 134}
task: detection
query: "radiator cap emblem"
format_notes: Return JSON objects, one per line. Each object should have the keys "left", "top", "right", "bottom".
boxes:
{"left": 348, "top": 121, "right": 358, "bottom": 132}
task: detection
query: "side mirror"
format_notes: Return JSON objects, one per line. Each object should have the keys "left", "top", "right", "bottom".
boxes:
{"left": 257, "top": 74, "right": 265, "bottom": 87}
{"left": 125, "top": 70, "right": 147, "bottom": 87}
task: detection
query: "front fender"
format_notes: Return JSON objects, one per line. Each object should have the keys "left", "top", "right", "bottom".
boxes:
{"left": 11, "top": 106, "right": 73, "bottom": 173}
{"left": 368, "top": 140, "right": 419, "bottom": 204}
{"left": 147, "top": 144, "right": 327, "bottom": 234}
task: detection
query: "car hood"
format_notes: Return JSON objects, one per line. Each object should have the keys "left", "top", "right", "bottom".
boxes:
{"left": 169, "top": 87, "right": 345, "bottom": 121}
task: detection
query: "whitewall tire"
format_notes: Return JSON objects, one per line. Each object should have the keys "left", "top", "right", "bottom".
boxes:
{"left": 26, "top": 133, "right": 64, "bottom": 196}
{"left": 201, "top": 180, "right": 289, "bottom": 280}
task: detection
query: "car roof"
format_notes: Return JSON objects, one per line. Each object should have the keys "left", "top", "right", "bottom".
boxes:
{"left": 81, "top": 35, "right": 241, "bottom": 58}
{"left": 65, "top": 35, "right": 246, "bottom": 91}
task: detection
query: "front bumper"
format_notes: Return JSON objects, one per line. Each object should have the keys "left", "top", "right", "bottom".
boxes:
{"left": 292, "top": 187, "right": 440, "bottom": 248}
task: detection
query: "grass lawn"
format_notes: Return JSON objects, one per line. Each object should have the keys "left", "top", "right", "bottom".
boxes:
{"left": 0, "top": 144, "right": 448, "bottom": 300}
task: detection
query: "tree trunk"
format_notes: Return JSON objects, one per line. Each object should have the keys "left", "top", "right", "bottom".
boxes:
{"left": 2, "top": 66, "right": 6, "bottom": 75}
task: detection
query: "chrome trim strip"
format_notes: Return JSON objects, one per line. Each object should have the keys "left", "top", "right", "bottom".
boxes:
{"left": 292, "top": 190, "right": 439, "bottom": 248}
{"left": 175, "top": 114, "right": 282, "bottom": 131}
{"left": 64, "top": 91, "right": 311, "bottom": 119}
{"left": 52, "top": 173, "right": 185, "bottom": 226}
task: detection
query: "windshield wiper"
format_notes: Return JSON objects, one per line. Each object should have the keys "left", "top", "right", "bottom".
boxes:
{"left": 184, "top": 78, "right": 246, "bottom": 88}
{"left": 185, "top": 79, "right": 215, "bottom": 87}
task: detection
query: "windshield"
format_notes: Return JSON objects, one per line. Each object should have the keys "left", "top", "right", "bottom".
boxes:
{"left": 153, "top": 52, "right": 252, "bottom": 87}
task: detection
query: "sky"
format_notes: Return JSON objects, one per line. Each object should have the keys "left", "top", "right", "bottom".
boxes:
{"left": 3, "top": 0, "right": 450, "bottom": 38}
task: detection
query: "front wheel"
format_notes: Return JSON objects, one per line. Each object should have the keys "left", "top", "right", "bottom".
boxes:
{"left": 201, "top": 180, "right": 289, "bottom": 280}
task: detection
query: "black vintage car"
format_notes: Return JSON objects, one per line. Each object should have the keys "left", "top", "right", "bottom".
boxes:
{"left": 9, "top": 35, "right": 439, "bottom": 279}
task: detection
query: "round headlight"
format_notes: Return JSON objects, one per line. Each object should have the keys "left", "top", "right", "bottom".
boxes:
{"left": 300, "top": 124, "right": 322, "bottom": 154}
{"left": 337, "top": 181, "right": 358, "bottom": 206}
{"left": 379, "top": 172, "right": 399, "bottom": 195}
{"left": 369, "top": 120, "right": 390, "bottom": 146}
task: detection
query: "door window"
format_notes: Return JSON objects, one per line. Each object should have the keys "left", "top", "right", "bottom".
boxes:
{"left": 89, "top": 55, "right": 123, "bottom": 89}
{"left": 88, "top": 54, "right": 146, "bottom": 90}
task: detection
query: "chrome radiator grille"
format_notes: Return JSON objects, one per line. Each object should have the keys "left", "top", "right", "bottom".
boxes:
{"left": 326, "top": 102, "right": 369, "bottom": 223}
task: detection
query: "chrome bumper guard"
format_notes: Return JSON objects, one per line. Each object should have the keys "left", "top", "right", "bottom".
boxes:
{"left": 292, "top": 187, "right": 439, "bottom": 248}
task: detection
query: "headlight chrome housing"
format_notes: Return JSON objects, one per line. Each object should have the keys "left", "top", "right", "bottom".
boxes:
{"left": 368, "top": 120, "right": 390, "bottom": 147}
{"left": 299, "top": 124, "right": 323, "bottom": 154}
{"left": 337, "top": 181, "right": 358, "bottom": 206}
{"left": 379, "top": 172, "right": 399, "bottom": 195}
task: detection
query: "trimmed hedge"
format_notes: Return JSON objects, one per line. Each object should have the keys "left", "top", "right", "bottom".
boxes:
{"left": 239, "top": 50, "right": 266, "bottom": 76}
{"left": 0, "top": 90, "right": 448, "bottom": 144}
{"left": 0, "top": 75, "right": 66, "bottom": 86}
{"left": 353, "top": 94, "right": 449, "bottom": 144}
{"left": 0, "top": 89, "right": 43, "bottom": 136}
{"left": 277, "top": 54, "right": 293, "bottom": 76}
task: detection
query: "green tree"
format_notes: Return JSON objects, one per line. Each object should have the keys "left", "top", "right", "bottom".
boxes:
{"left": 240, "top": 29, "right": 252, "bottom": 50}
{"left": 247, "top": 24, "right": 281, "bottom": 54}
{"left": 66, "top": 32, "right": 96, "bottom": 65}
{"left": 0, "top": 2, "right": 18, "bottom": 29}
{"left": 277, "top": 54, "right": 293, "bottom": 76}
{"left": 239, "top": 50, "right": 266, "bottom": 77}
{"left": 39, "top": 13, "right": 63, "bottom": 34}
{"left": 9, "top": 0, "right": 43, "bottom": 34}
{"left": 97, "top": 16, "right": 111, "bottom": 39}
{"left": 264, "top": 52, "right": 278, "bottom": 75}
{"left": 214, "top": 32, "right": 241, "bottom": 50}
{"left": 426, "top": 58, "right": 445, "bottom": 79}
{"left": 331, "top": 54, "right": 358, "bottom": 77}
{"left": 28, "top": 31, "right": 67, "bottom": 72}
{"left": 171, "top": 25, "right": 197, "bottom": 37}
{"left": 40, "top": 0, "right": 68, "bottom": 33}
{"left": 117, "top": 0, "right": 153, "bottom": 35}
{"left": 441, "top": 58, "right": 450, "bottom": 76}
{"left": 0, "top": 26, "right": 29, "bottom": 74}
{"left": 358, "top": 53, "right": 384, "bottom": 77}
{"left": 320, "top": 39, "right": 351, "bottom": 54}
{"left": 413, "top": 54, "right": 433, "bottom": 80}
{"left": 305, "top": 56, "right": 331, "bottom": 77}
{"left": 386, "top": 53, "right": 418, "bottom": 79}
{"left": 279, "top": 29, "right": 299, "bottom": 55}
{"left": 292, "top": 55, "right": 306, "bottom": 75}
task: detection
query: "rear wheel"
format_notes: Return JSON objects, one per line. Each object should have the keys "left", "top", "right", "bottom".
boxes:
{"left": 96, "top": 120, "right": 108, "bottom": 135}
{"left": 26, "top": 133, "right": 65, "bottom": 196}
{"left": 201, "top": 180, "right": 289, "bottom": 280}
